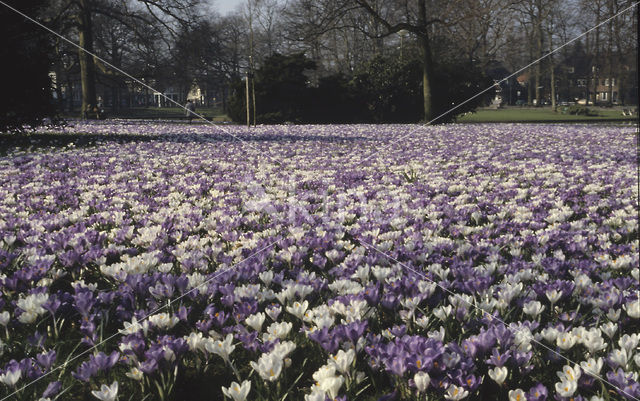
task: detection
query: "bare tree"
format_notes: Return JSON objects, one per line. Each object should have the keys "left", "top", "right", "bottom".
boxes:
{"left": 350, "top": 0, "right": 464, "bottom": 120}
{"left": 45, "top": 0, "right": 204, "bottom": 117}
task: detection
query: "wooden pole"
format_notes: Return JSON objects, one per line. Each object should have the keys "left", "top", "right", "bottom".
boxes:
{"left": 245, "top": 73, "right": 250, "bottom": 129}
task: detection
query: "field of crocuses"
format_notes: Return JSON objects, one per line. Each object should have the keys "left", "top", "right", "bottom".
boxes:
{"left": 0, "top": 121, "right": 638, "bottom": 401}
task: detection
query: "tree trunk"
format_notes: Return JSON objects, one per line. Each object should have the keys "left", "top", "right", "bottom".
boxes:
{"left": 77, "top": 0, "right": 97, "bottom": 119}
{"left": 549, "top": 29, "right": 556, "bottom": 111}
{"left": 593, "top": 4, "right": 601, "bottom": 105}
{"left": 418, "top": 34, "right": 434, "bottom": 122}
{"left": 585, "top": 32, "right": 590, "bottom": 105}
{"left": 534, "top": 2, "right": 543, "bottom": 107}
{"left": 110, "top": 32, "right": 120, "bottom": 113}
{"left": 606, "top": 0, "right": 614, "bottom": 105}
{"left": 417, "top": 0, "right": 433, "bottom": 122}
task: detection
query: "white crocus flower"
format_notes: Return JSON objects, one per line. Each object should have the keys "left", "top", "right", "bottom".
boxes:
{"left": 0, "top": 369, "right": 21, "bottom": 387}
{"left": 185, "top": 332, "right": 206, "bottom": 352}
{"left": 488, "top": 366, "right": 508, "bottom": 385}
{"left": 287, "top": 300, "right": 309, "bottom": 320}
{"left": 557, "top": 365, "right": 581, "bottom": 383}
{"left": 120, "top": 317, "right": 147, "bottom": 335}
{"left": 618, "top": 334, "right": 639, "bottom": 355}
{"left": 313, "top": 365, "right": 338, "bottom": 382}
{"left": 607, "top": 308, "right": 621, "bottom": 322}
{"left": 271, "top": 341, "right": 296, "bottom": 360}
{"left": 580, "top": 357, "right": 603, "bottom": 376}
{"left": 522, "top": 300, "right": 545, "bottom": 318}
{"left": 91, "top": 381, "right": 118, "bottom": 401}
{"left": 433, "top": 305, "right": 453, "bottom": 321}
{"left": 508, "top": 389, "right": 526, "bottom": 401}
{"left": 545, "top": 289, "right": 562, "bottom": 304}
{"left": 444, "top": 384, "right": 469, "bottom": 400}
{"left": 319, "top": 375, "right": 344, "bottom": 399}
{"left": 305, "top": 388, "right": 326, "bottom": 401}
{"left": 328, "top": 349, "right": 355, "bottom": 374}
{"left": 125, "top": 366, "right": 143, "bottom": 381}
{"left": 205, "top": 333, "right": 236, "bottom": 362}
{"left": 0, "top": 311, "right": 10, "bottom": 326}
{"left": 555, "top": 379, "right": 577, "bottom": 398}
{"left": 221, "top": 380, "right": 251, "bottom": 401}
{"left": 608, "top": 348, "right": 629, "bottom": 369}
{"left": 250, "top": 352, "right": 283, "bottom": 382}
{"left": 556, "top": 332, "right": 577, "bottom": 350}
{"left": 414, "top": 371, "right": 430, "bottom": 392}
{"left": 148, "top": 313, "right": 179, "bottom": 330}
{"left": 313, "top": 314, "right": 334, "bottom": 330}
{"left": 16, "top": 293, "right": 49, "bottom": 324}
{"left": 540, "top": 327, "right": 559, "bottom": 342}
{"left": 244, "top": 312, "right": 266, "bottom": 332}
{"left": 600, "top": 322, "right": 618, "bottom": 338}
{"left": 262, "top": 322, "right": 293, "bottom": 341}
{"left": 583, "top": 330, "right": 607, "bottom": 354}
{"left": 259, "top": 271, "right": 273, "bottom": 286}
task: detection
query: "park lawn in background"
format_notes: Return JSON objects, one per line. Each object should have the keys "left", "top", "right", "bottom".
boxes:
{"left": 61, "top": 107, "right": 231, "bottom": 122}
{"left": 457, "top": 106, "right": 637, "bottom": 123}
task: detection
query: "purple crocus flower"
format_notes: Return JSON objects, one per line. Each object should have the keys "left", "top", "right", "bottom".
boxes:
{"left": 308, "top": 327, "right": 339, "bottom": 353}
{"left": 387, "top": 356, "right": 408, "bottom": 376}
{"left": 91, "top": 351, "right": 119, "bottom": 372}
{"left": 42, "top": 381, "right": 62, "bottom": 398}
{"left": 72, "top": 360, "right": 98, "bottom": 382}
{"left": 139, "top": 358, "right": 159, "bottom": 374}
{"left": 73, "top": 289, "right": 96, "bottom": 318}
{"left": 527, "top": 383, "right": 548, "bottom": 401}
{"left": 36, "top": 350, "right": 56, "bottom": 370}
{"left": 486, "top": 347, "right": 510, "bottom": 367}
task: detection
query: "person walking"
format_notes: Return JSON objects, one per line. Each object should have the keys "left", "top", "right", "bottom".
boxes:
{"left": 185, "top": 99, "right": 196, "bottom": 123}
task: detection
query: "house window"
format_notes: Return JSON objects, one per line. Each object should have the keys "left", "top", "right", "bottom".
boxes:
{"left": 568, "top": 67, "right": 575, "bottom": 73}
{"left": 601, "top": 92, "right": 607, "bottom": 101}
{"left": 611, "top": 78, "right": 616, "bottom": 86}
{"left": 604, "top": 79, "right": 609, "bottom": 86}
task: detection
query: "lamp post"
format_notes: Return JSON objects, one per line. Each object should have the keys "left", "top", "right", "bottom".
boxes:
{"left": 398, "top": 29, "right": 408, "bottom": 61}
{"left": 245, "top": 72, "right": 250, "bottom": 129}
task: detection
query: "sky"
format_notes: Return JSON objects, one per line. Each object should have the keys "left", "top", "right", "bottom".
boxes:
{"left": 211, "top": 0, "right": 244, "bottom": 15}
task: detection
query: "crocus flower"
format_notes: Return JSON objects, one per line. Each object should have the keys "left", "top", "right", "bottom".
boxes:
{"left": 329, "top": 349, "right": 355, "bottom": 374}
{"left": 244, "top": 312, "right": 266, "bottom": 332}
{"left": 250, "top": 352, "right": 283, "bottom": 382}
{"left": 527, "top": 383, "right": 548, "bottom": 401}
{"left": 488, "top": 366, "right": 508, "bottom": 385}
{"left": 508, "top": 389, "right": 527, "bottom": 401}
{"left": 444, "top": 384, "right": 469, "bottom": 400}
{"left": 554, "top": 379, "right": 577, "bottom": 398}
{"left": 0, "top": 368, "right": 21, "bottom": 387}
{"left": 205, "top": 333, "right": 236, "bottom": 362}
{"left": 91, "top": 381, "right": 118, "bottom": 401}
{"left": 221, "top": 380, "right": 251, "bottom": 401}
{"left": 623, "top": 299, "right": 640, "bottom": 319}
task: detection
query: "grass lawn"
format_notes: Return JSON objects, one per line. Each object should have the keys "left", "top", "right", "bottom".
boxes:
{"left": 62, "top": 106, "right": 232, "bottom": 122}
{"left": 457, "top": 106, "right": 638, "bottom": 123}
